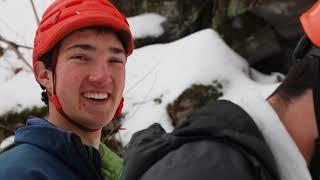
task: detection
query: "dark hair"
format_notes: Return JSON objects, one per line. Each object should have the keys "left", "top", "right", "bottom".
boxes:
{"left": 39, "top": 52, "right": 53, "bottom": 105}
{"left": 271, "top": 56, "right": 316, "bottom": 103}
{"left": 39, "top": 26, "right": 124, "bottom": 105}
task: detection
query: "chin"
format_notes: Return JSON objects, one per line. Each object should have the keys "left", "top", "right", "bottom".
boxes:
{"left": 88, "top": 115, "right": 113, "bottom": 126}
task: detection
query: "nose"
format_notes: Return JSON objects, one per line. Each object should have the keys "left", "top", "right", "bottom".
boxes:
{"left": 88, "top": 63, "right": 112, "bottom": 84}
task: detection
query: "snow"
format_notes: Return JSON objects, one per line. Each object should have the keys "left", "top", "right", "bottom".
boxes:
{"left": 0, "top": 0, "right": 53, "bottom": 46}
{"left": 120, "top": 29, "right": 281, "bottom": 144}
{"left": 0, "top": 71, "right": 43, "bottom": 113}
{"left": 128, "top": 13, "right": 167, "bottom": 39}
{"left": 0, "top": 136, "right": 14, "bottom": 151}
{"left": 0, "top": 1, "right": 282, "bottom": 149}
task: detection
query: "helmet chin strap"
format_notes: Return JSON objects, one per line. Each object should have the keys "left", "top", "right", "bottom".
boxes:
{"left": 49, "top": 74, "right": 101, "bottom": 132}
{"left": 49, "top": 94, "right": 101, "bottom": 132}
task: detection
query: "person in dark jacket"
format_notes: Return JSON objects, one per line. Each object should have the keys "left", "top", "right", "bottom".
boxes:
{"left": 0, "top": 0, "right": 134, "bottom": 179}
{"left": 121, "top": 2, "right": 320, "bottom": 180}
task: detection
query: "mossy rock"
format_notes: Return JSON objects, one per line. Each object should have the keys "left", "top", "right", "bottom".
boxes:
{"left": 0, "top": 106, "right": 48, "bottom": 140}
{"left": 167, "top": 81, "right": 223, "bottom": 127}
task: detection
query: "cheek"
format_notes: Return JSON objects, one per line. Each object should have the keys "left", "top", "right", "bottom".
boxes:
{"left": 115, "top": 70, "right": 125, "bottom": 90}
{"left": 56, "top": 69, "right": 83, "bottom": 92}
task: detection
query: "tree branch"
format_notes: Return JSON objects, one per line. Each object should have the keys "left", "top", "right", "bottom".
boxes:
{"left": 0, "top": 123, "right": 15, "bottom": 133}
{"left": 0, "top": 35, "right": 33, "bottom": 70}
{"left": 30, "top": 0, "right": 40, "bottom": 25}
{"left": 0, "top": 35, "right": 32, "bottom": 49}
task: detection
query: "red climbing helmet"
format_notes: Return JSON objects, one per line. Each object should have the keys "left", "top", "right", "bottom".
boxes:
{"left": 33, "top": 0, "right": 133, "bottom": 67}
{"left": 300, "top": 0, "right": 320, "bottom": 48}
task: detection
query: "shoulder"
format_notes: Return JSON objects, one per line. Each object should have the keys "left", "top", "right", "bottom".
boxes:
{"left": 140, "top": 140, "right": 256, "bottom": 180}
{"left": 0, "top": 145, "right": 48, "bottom": 179}
{"left": 0, "top": 143, "right": 54, "bottom": 162}
{"left": 0, "top": 164, "right": 48, "bottom": 180}
{"left": 0, "top": 144, "right": 55, "bottom": 180}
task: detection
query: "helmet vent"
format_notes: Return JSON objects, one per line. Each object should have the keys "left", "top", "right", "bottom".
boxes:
{"left": 39, "top": 10, "right": 61, "bottom": 32}
{"left": 58, "top": 11, "right": 80, "bottom": 23}
{"left": 41, "top": 8, "right": 60, "bottom": 24}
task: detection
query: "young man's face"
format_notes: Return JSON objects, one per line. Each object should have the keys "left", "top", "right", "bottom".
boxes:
{"left": 52, "top": 29, "right": 126, "bottom": 129}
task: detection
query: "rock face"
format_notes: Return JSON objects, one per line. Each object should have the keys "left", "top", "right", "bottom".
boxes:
{"left": 252, "top": 0, "right": 311, "bottom": 40}
{"left": 113, "top": 0, "right": 315, "bottom": 74}
{"left": 211, "top": 0, "right": 315, "bottom": 73}
{"left": 248, "top": 0, "right": 315, "bottom": 73}
{"left": 112, "top": 0, "right": 215, "bottom": 47}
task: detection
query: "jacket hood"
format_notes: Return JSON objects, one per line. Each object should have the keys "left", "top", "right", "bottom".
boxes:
{"left": 14, "top": 117, "right": 102, "bottom": 179}
{"left": 122, "top": 100, "right": 279, "bottom": 180}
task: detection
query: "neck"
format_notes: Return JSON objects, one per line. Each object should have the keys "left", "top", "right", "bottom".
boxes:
{"left": 267, "top": 90, "right": 318, "bottom": 164}
{"left": 48, "top": 107, "right": 102, "bottom": 149}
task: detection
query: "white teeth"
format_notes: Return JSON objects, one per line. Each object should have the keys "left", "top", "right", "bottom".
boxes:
{"left": 83, "top": 92, "right": 109, "bottom": 100}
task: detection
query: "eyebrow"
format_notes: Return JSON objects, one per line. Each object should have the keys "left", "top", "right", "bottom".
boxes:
{"left": 66, "top": 44, "right": 96, "bottom": 51}
{"left": 65, "top": 44, "right": 126, "bottom": 56}
{"left": 109, "top": 47, "right": 126, "bottom": 56}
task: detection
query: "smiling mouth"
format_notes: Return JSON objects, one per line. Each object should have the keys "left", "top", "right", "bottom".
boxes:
{"left": 82, "top": 92, "right": 110, "bottom": 101}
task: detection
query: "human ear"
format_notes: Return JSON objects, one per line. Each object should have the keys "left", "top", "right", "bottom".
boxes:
{"left": 33, "top": 61, "right": 53, "bottom": 92}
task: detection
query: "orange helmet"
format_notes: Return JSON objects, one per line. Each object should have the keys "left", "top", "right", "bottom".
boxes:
{"left": 33, "top": 0, "right": 134, "bottom": 68}
{"left": 300, "top": 1, "right": 320, "bottom": 48}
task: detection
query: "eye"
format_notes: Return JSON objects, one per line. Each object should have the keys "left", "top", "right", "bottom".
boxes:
{"left": 71, "top": 54, "right": 90, "bottom": 61}
{"left": 109, "top": 58, "right": 124, "bottom": 64}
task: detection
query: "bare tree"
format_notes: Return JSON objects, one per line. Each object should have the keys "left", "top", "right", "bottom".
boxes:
{"left": 30, "top": 0, "right": 40, "bottom": 25}
{"left": 0, "top": 35, "right": 33, "bottom": 70}
{"left": 0, "top": 0, "right": 41, "bottom": 70}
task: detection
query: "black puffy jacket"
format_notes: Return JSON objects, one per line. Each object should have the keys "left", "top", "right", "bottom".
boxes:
{"left": 122, "top": 100, "right": 281, "bottom": 180}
